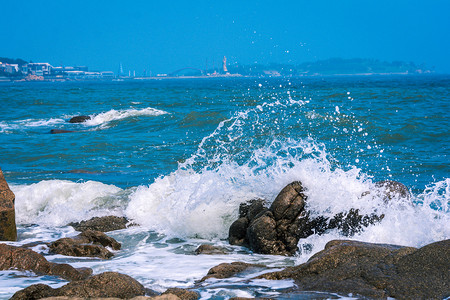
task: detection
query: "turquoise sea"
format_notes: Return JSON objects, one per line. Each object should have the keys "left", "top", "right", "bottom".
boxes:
{"left": 0, "top": 75, "right": 449, "bottom": 299}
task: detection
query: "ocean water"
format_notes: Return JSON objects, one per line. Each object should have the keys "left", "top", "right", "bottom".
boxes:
{"left": 0, "top": 75, "right": 449, "bottom": 299}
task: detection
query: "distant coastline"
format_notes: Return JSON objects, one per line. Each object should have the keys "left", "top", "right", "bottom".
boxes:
{"left": 0, "top": 57, "right": 434, "bottom": 83}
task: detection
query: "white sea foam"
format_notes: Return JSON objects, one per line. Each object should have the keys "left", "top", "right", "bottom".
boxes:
{"left": 12, "top": 180, "right": 124, "bottom": 226}
{"left": 0, "top": 118, "right": 65, "bottom": 132}
{"left": 83, "top": 107, "right": 168, "bottom": 127}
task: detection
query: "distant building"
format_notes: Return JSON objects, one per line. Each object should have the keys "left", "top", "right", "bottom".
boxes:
{"left": 101, "top": 71, "right": 114, "bottom": 78}
{"left": 28, "top": 63, "right": 53, "bottom": 76}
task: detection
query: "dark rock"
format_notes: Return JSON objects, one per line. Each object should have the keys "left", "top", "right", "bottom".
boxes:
{"left": 229, "top": 181, "right": 392, "bottom": 255}
{"left": 0, "top": 167, "right": 17, "bottom": 241}
{"left": 12, "top": 272, "right": 146, "bottom": 299}
{"left": 231, "top": 182, "right": 308, "bottom": 255}
{"left": 0, "top": 243, "right": 92, "bottom": 281}
{"left": 228, "top": 217, "right": 249, "bottom": 246}
{"left": 269, "top": 181, "right": 305, "bottom": 222}
{"left": 162, "top": 288, "right": 199, "bottom": 300}
{"left": 259, "top": 239, "right": 450, "bottom": 299}
{"left": 194, "top": 244, "right": 229, "bottom": 255}
{"left": 10, "top": 283, "right": 55, "bottom": 300}
{"left": 247, "top": 211, "right": 283, "bottom": 255}
{"left": 200, "top": 262, "right": 266, "bottom": 282}
{"left": 50, "top": 129, "right": 76, "bottom": 134}
{"left": 49, "top": 230, "right": 121, "bottom": 259}
{"left": 69, "top": 115, "right": 91, "bottom": 123}
{"left": 69, "top": 215, "right": 129, "bottom": 232}
{"left": 240, "top": 198, "right": 267, "bottom": 221}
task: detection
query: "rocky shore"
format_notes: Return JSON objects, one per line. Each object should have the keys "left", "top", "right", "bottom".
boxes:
{"left": 1, "top": 167, "right": 449, "bottom": 299}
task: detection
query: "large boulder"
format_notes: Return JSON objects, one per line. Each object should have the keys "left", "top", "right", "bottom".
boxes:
{"left": 69, "top": 215, "right": 129, "bottom": 232}
{"left": 11, "top": 272, "right": 146, "bottom": 299}
{"left": 259, "top": 239, "right": 450, "bottom": 299}
{"left": 0, "top": 243, "right": 92, "bottom": 281}
{"left": 229, "top": 181, "right": 386, "bottom": 255}
{"left": 49, "top": 230, "right": 121, "bottom": 259}
{"left": 229, "top": 182, "right": 309, "bottom": 255}
{"left": 0, "top": 168, "right": 17, "bottom": 241}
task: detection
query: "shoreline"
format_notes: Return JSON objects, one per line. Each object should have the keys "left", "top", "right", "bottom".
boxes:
{"left": 0, "top": 72, "right": 442, "bottom": 83}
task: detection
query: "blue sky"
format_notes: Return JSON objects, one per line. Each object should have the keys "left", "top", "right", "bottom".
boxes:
{"left": 1, "top": 0, "right": 449, "bottom": 73}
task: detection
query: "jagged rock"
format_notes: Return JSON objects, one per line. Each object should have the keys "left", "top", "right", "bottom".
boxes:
{"left": 162, "top": 288, "right": 199, "bottom": 300}
{"left": 229, "top": 181, "right": 388, "bottom": 255}
{"left": 194, "top": 244, "right": 229, "bottom": 255}
{"left": 69, "top": 216, "right": 129, "bottom": 232}
{"left": 49, "top": 230, "right": 121, "bottom": 259}
{"left": 68, "top": 115, "right": 91, "bottom": 123}
{"left": 0, "top": 167, "right": 17, "bottom": 241}
{"left": 200, "top": 262, "right": 266, "bottom": 282}
{"left": 11, "top": 272, "right": 146, "bottom": 300}
{"left": 0, "top": 243, "right": 92, "bottom": 281}
{"left": 229, "top": 182, "right": 307, "bottom": 255}
{"left": 259, "top": 239, "right": 450, "bottom": 299}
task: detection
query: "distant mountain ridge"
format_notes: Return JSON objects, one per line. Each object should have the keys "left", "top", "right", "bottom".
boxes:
{"left": 228, "top": 58, "right": 432, "bottom": 76}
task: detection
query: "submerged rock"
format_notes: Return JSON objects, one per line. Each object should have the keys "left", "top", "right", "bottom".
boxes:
{"left": 259, "top": 239, "right": 450, "bottom": 299}
{"left": 0, "top": 243, "right": 92, "bottom": 281}
{"left": 49, "top": 230, "right": 121, "bottom": 259}
{"left": 0, "top": 167, "right": 17, "bottom": 241}
{"left": 11, "top": 272, "right": 146, "bottom": 300}
{"left": 50, "top": 129, "right": 76, "bottom": 134}
{"left": 68, "top": 115, "right": 91, "bottom": 123}
{"left": 69, "top": 216, "right": 129, "bottom": 232}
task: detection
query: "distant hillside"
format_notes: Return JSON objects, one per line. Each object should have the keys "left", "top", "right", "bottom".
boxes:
{"left": 227, "top": 58, "right": 432, "bottom": 76}
{"left": 0, "top": 57, "right": 28, "bottom": 65}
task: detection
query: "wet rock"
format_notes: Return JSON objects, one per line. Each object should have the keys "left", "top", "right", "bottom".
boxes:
{"left": 69, "top": 115, "right": 91, "bottom": 123}
{"left": 69, "top": 216, "right": 129, "bottom": 232}
{"left": 11, "top": 272, "right": 146, "bottom": 299}
{"left": 259, "top": 239, "right": 450, "bottom": 299}
{"left": 0, "top": 243, "right": 92, "bottom": 281}
{"left": 194, "top": 244, "right": 229, "bottom": 255}
{"left": 228, "top": 217, "right": 248, "bottom": 246}
{"left": 49, "top": 230, "right": 121, "bottom": 259}
{"left": 162, "top": 288, "right": 199, "bottom": 300}
{"left": 229, "top": 181, "right": 389, "bottom": 255}
{"left": 200, "top": 262, "right": 266, "bottom": 282}
{"left": 229, "top": 182, "right": 307, "bottom": 255}
{"left": 0, "top": 167, "right": 17, "bottom": 241}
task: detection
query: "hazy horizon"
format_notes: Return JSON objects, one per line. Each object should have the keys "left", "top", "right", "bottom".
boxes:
{"left": 1, "top": 1, "right": 449, "bottom": 74}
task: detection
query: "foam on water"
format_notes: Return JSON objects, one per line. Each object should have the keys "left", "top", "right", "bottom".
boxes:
{"left": 83, "top": 107, "right": 168, "bottom": 127}
{"left": 12, "top": 180, "right": 125, "bottom": 226}
{"left": 0, "top": 118, "right": 65, "bottom": 133}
